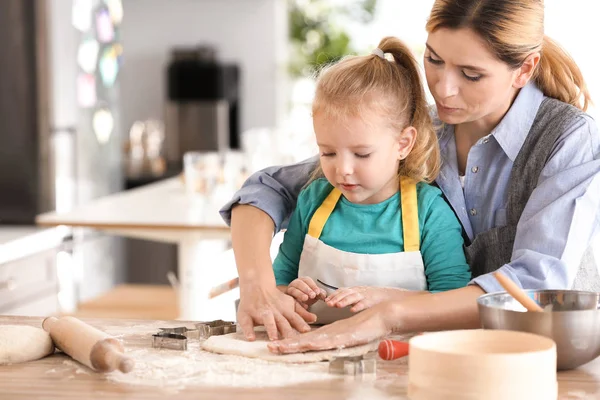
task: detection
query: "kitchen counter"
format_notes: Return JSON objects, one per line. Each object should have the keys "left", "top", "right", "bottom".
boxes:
{"left": 35, "top": 177, "right": 234, "bottom": 321}
{"left": 35, "top": 177, "right": 229, "bottom": 239}
{"left": 0, "top": 225, "right": 66, "bottom": 265}
{"left": 2, "top": 316, "right": 600, "bottom": 399}
{"left": 0, "top": 227, "right": 66, "bottom": 316}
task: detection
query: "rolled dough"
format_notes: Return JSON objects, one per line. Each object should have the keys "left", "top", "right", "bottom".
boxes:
{"left": 201, "top": 330, "right": 378, "bottom": 363}
{"left": 0, "top": 325, "right": 55, "bottom": 365}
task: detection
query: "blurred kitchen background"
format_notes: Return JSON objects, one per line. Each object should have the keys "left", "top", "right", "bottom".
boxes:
{"left": 0, "top": 0, "right": 598, "bottom": 319}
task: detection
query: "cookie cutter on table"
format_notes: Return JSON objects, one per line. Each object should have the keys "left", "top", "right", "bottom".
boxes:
{"left": 152, "top": 332, "right": 188, "bottom": 351}
{"left": 196, "top": 319, "right": 237, "bottom": 339}
{"left": 158, "top": 326, "right": 200, "bottom": 340}
{"left": 152, "top": 320, "right": 237, "bottom": 350}
{"left": 329, "top": 355, "right": 377, "bottom": 377}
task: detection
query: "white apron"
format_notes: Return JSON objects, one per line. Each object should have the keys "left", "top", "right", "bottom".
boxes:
{"left": 297, "top": 176, "right": 427, "bottom": 325}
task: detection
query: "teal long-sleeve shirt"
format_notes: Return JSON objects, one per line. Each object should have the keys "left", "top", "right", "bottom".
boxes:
{"left": 272, "top": 178, "right": 471, "bottom": 292}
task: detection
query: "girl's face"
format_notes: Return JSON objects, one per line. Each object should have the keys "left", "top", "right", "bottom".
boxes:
{"left": 313, "top": 111, "right": 415, "bottom": 205}
{"left": 424, "top": 27, "right": 524, "bottom": 127}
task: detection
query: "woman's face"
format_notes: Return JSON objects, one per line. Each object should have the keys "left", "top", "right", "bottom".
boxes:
{"left": 424, "top": 27, "right": 521, "bottom": 126}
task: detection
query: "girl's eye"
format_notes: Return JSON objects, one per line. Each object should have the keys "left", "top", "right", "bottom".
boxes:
{"left": 462, "top": 71, "right": 482, "bottom": 82}
{"left": 320, "top": 152, "right": 335, "bottom": 157}
{"left": 355, "top": 153, "right": 371, "bottom": 159}
{"left": 425, "top": 55, "right": 443, "bottom": 65}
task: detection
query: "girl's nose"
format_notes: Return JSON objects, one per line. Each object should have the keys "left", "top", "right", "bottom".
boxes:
{"left": 336, "top": 157, "right": 353, "bottom": 176}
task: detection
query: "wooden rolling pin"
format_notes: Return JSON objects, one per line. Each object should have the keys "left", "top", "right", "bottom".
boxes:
{"left": 42, "top": 316, "right": 134, "bottom": 373}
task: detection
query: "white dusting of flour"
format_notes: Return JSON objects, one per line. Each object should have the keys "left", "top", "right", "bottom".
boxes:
{"left": 106, "top": 339, "right": 334, "bottom": 390}
{"left": 43, "top": 323, "right": 409, "bottom": 392}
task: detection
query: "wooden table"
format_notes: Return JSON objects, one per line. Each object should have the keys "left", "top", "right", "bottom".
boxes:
{"left": 2, "top": 316, "right": 600, "bottom": 399}
{"left": 70, "top": 284, "right": 179, "bottom": 320}
{"left": 35, "top": 178, "right": 234, "bottom": 321}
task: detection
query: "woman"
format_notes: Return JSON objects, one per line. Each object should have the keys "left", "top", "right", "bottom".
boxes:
{"left": 220, "top": 0, "right": 600, "bottom": 350}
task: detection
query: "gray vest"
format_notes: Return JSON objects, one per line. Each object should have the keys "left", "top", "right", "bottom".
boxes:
{"left": 465, "top": 98, "right": 599, "bottom": 291}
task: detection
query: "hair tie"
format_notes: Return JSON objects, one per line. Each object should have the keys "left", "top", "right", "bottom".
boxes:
{"left": 371, "top": 48, "right": 385, "bottom": 59}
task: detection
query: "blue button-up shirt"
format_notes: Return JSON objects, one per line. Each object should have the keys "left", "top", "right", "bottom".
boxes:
{"left": 220, "top": 83, "right": 600, "bottom": 293}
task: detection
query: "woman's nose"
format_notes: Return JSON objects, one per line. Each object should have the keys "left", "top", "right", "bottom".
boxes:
{"left": 436, "top": 70, "right": 459, "bottom": 98}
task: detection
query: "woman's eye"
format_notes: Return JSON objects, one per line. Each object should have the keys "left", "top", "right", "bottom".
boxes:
{"left": 462, "top": 71, "right": 482, "bottom": 82}
{"left": 425, "top": 55, "right": 443, "bottom": 65}
{"left": 320, "top": 152, "right": 335, "bottom": 157}
{"left": 355, "top": 153, "right": 371, "bottom": 159}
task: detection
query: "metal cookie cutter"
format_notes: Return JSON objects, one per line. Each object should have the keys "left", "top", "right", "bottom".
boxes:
{"left": 329, "top": 355, "right": 377, "bottom": 378}
{"left": 158, "top": 326, "right": 200, "bottom": 340}
{"left": 152, "top": 332, "right": 188, "bottom": 351}
{"left": 196, "top": 319, "right": 237, "bottom": 339}
{"left": 152, "top": 320, "right": 236, "bottom": 350}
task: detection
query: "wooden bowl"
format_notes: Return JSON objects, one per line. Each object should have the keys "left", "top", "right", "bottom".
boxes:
{"left": 408, "top": 329, "right": 557, "bottom": 400}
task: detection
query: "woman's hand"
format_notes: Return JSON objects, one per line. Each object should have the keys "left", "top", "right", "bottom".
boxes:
{"left": 325, "top": 286, "right": 423, "bottom": 312}
{"left": 286, "top": 277, "right": 327, "bottom": 308}
{"left": 231, "top": 205, "right": 318, "bottom": 341}
{"left": 237, "top": 284, "right": 317, "bottom": 341}
{"left": 266, "top": 301, "right": 399, "bottom": 354}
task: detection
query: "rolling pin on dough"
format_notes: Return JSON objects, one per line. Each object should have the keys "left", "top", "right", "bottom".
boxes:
{"left": 42, "top": 316, "right": 134, "bottom": 373}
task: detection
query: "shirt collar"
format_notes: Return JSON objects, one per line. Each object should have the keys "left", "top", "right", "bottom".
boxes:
{"left": 435, "top": 82, "right": 545, "bottom": 162}
{"left": 489, "top": 82, "right": 545, "bottom": 162}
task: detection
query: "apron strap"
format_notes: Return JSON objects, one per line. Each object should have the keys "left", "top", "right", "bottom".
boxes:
{"left": 307, "top": 187, "right": 342, "bottom": 238}
{"left": 307, "top": 178, "right": 420, "bottom": 251}
{"left": 400, "top": 176, "right": 420, "bottom": 252}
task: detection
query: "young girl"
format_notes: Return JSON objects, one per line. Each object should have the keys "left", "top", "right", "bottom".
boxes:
{"left": 272, "top": 36, "right": 471, "bottom": 325}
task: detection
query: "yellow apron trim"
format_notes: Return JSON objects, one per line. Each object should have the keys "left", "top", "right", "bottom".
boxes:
{"left": 307, "top": 178, "right": 420, "bottom": 251}
{"left": 400, "top": 176, "right": 420, "bottom": 252}
{"left": 307, "top": 187, "right": 342, "bottom": 238}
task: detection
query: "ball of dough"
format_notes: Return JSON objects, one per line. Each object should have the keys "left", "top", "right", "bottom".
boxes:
{"left": 0, "top": 325, "right": 55, "bottom": 365}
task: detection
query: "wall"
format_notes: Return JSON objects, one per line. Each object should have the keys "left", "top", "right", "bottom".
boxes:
{"left": 120, "top": 0, "right": 288, "bottom": 140}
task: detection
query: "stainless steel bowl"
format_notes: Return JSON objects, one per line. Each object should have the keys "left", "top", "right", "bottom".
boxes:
{"left": 477, "top": 290, "right": 600, "bottom": 370}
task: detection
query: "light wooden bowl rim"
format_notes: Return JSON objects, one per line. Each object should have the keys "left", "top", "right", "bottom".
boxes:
{"left": 409, "top": 329, "right": 556, "bottom": 356}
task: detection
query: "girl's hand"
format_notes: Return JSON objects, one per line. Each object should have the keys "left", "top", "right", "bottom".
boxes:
{"left": 286, "top": 277, "right": 327, "bottom": 308}
{"left": 325, "top": 286, "right": 419, "bottom": 313}
{"left": 267, "top": 301, "right": 397, "bottom": 354}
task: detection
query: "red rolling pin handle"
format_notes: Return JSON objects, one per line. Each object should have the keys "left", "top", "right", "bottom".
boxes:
{"left": 378, "top": 339, "right": 410, "bottom": 361}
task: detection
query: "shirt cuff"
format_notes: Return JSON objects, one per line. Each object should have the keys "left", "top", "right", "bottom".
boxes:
{"left": 219, "top": 185, "right": 291, "bottom": 233}
{"left": 469, "top": 265, "right": 522, "bottom": 293}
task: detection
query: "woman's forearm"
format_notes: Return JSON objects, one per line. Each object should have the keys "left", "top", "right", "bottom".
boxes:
{"left": 231, "top": 204, "right": 277, "bottom": 288}
{"left": 389, "top": 285, "right": 485, "bottom": 333}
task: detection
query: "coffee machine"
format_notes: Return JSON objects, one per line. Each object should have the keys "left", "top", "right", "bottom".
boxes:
{"left": 164, "top": 46, "right": 240, "bottom": 168}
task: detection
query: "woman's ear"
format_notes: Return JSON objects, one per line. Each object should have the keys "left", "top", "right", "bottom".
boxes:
{"left": 398, "top": 126, "right": 417, "bottom": 160}
{"left": 514, "top": 52, "right": 540, "bottom": 88}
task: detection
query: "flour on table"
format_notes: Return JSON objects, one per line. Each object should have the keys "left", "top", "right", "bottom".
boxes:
{"left": 0, "top": 325, "right": 54, "bottom": 365}
{"left": 54, "top": 330, "right": 402, "bottom": 391}
{"left": 105, "top": 339, "right": 336, "bottom": 390}
{"left": 202, "top": 330, "right": 379, "bottom": 363}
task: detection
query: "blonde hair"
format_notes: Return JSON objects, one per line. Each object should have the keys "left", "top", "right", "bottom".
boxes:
{"left": 308, "top": 36, "right": 441, "bottom": 185}
{"left": 426, "top": 0, "right": 591, "bottom": 111}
